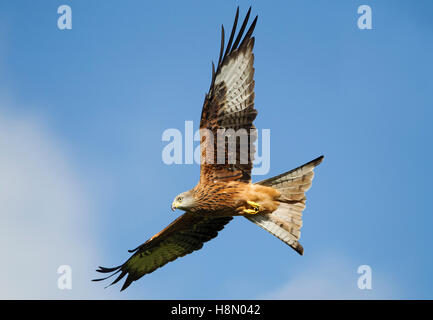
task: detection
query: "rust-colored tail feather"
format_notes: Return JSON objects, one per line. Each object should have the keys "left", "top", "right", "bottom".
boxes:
{"left": 246, "top": 156, "right": 324, "bottom": 255}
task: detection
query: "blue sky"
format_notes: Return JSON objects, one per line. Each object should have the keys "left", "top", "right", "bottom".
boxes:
{"left": 0, "top": 0, "right": 432, "bottom": 299}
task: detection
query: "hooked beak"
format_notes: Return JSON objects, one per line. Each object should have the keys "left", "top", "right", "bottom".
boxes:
{"left": 171, "top": 201, "right": 177, "bottom": 211}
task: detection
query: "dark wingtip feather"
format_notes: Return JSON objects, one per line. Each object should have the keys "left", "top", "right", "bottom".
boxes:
{"left": 120, "top": 274, "right": 135, "bottom": 291}
{"left": 231, "top": 7, "right": 251, "bottom": 51}
{"left": 106, "top": 270, "right": 127, "bottom": 289}
{"left": 128, "top": 245, "right": 140, "bottom": 253}
{"left": 218, "top": 25, "right": 225, "bottom": 66}
{"left": 92, "top": 268, "right": 122, "bottom": 282}
{"left": 239, "top": 15, "right": 258, "bottom": 49}
{"left": 209, "top": 7, "right": 257, "bottom": 92}
{"left": 93, "top": 263, "right": 133, "bottom": 290}
{"left": 96, "top": 265, "right": 122, "bottom": 273}
{"left": 224, "top": 7, "right": 239, "bottom": 59}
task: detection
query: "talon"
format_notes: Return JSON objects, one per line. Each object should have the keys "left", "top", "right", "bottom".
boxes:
{"left": 247, "top": 201, "right": 261, "bottom": 212}
{"left": 243, "top": 209, "right": 258, "bottom": 215}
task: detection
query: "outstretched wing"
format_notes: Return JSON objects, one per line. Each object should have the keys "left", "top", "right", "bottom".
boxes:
{"left": 93, "top": 214, "right": 232, "bottom": 291}
{"left": 199, "top": 7, "right": 258, "bottom": 184}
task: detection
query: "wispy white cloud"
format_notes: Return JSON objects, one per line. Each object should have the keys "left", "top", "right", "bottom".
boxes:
{"left": 261, "top": 253, "right": 400, "bottom": 300}
{"left": 0, "top": 105, "right": 114, "bottom": 299}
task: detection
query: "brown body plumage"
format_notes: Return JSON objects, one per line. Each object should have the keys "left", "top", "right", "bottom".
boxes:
{"left": 191, "top": 180, "right": 280, "bottom": 216}
{"left": 94, "top": 7, "right": 324, "bottom": 291}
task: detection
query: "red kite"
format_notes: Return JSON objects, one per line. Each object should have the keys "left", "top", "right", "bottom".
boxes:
{"left": 94, "top": 7, "right": 323, "bottom": 291}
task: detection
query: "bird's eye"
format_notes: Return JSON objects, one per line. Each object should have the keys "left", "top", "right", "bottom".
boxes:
{"left": 178, "top": 197, "right": 183, "bottom": 202}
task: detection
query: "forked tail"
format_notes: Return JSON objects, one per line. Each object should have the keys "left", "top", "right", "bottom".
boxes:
{"left": 246, "top": 155, "right": 324, "bottom": 255}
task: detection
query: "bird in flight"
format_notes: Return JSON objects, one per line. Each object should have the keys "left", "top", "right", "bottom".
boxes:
{"left": 94, "top": 7, "right": 324, "bottom": 291}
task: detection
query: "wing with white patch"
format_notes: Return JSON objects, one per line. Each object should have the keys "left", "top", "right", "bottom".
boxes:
{"left": 199, "top": 8, "right": 258, "bottom": 183}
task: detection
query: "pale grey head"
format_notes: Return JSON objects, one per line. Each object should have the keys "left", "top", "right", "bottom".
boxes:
{"left": 171, "top": 190, "right": 195, "bottom": 212}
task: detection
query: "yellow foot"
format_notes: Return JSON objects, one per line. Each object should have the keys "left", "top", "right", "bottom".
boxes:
{"left": 243, "top": 209, "right": 258, "bottom": 215}
{"left": 246, "top": 201, "right": 261, "bottom": 213}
